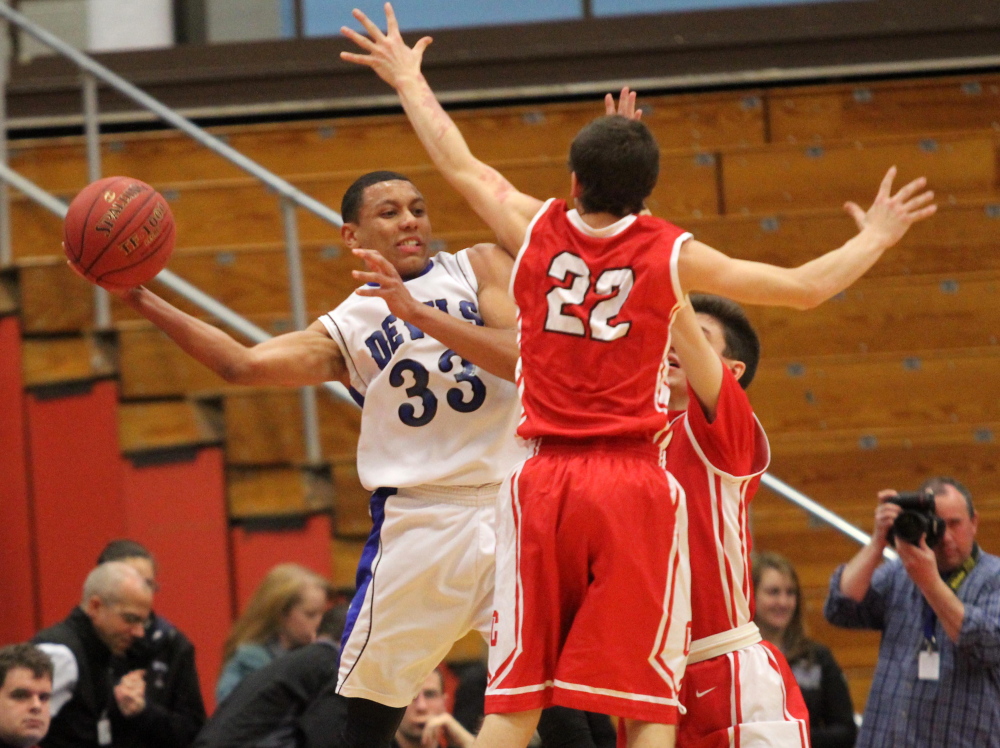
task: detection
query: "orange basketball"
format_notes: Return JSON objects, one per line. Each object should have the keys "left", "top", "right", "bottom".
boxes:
{"left": 63, "top": 176, "right": 175, "bottom": 290}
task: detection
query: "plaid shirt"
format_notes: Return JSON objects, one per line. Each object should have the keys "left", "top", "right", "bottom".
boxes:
{"left": 824, "top": 549, "right": 1000, "bottom": 748}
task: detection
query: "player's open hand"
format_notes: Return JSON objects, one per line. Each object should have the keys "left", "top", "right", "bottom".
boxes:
{"left": 340, "top": 3, "right": 431, "bottom": 90}
{"left": 843, "top": 166, "right": 936, "bottom": 249}
{"left": 352, "top": 248, "right": 422, "bottom": 320}
{"left": 604, "top": 86, "right": 642, "bottom": 120}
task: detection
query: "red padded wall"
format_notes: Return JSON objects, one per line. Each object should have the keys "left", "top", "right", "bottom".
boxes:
{"left": 0, "top": 316, "right": 38, "bottom": 643}
{"left": 121, "top": 447, "right": 232, "bottom": 712}
{"left": 229, "top": 513, "right": 332, "bottom": 612}
{"left": 26, "top": 380, "right": 127, "bottom": 626}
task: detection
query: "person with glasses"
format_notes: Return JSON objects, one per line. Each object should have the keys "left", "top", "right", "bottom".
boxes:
{"left": 32, "top": 562, "right": 153, "bottom": 748}
{"left": 95, "top": 540, "right": 207, "bottom": 748}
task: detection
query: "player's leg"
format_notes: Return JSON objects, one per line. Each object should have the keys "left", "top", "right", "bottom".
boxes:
{"left": 472, "top": 710, "right": 542, "bottom": 748}
{"left": 622, "top": 720, "right": 676, "bottom": 748}
{"left": 338, "top": 487, "right": 495, "bottom": 744}
{"left": 551, "top": 443, "right": 689, "bottom": 723}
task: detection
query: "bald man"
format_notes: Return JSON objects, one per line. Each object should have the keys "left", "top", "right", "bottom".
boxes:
{"left": 33, "top": 563, "right": 153, "bottom": 748}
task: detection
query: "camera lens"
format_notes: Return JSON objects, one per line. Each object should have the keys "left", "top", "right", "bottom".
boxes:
{"left": 892, "top": 511, "right": 929, "bottom": 545}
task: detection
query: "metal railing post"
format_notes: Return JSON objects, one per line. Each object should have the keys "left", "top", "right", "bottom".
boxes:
{"left": 282, "top": 197, "right": 323, "bottom": 465}
{"left": 82, "top": 72, "right": 110, "bottom": 329}
{"left": 0, "top": 3, "right": 11, "bottom": 267}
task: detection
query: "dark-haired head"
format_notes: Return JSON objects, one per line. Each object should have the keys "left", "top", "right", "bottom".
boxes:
{"left": 341, "top": 171, "right": 413, "bottom": 224}
{"left": 0, "top": 644, "right": 53, "bottom": 687}
{"left": 690, "top": 294, "right": 760, "bottom": 389}
{"left": 97, "top": 539, "right": 154, "bottom": 566}
{"left": 569, "top": 116, "right": 659, "bottom": 218}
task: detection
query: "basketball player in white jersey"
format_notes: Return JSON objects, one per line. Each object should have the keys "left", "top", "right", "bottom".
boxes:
{"left": 106, "top": 170, "right": 525, "bottom": 747}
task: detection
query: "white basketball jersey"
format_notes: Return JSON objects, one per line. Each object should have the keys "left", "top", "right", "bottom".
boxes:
{"left": 319, "top": 249, "right": 526, "bottom": 491}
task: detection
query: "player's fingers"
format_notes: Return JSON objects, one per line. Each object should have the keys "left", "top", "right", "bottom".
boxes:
{"left": 605, "top": 93, "right": 615, "bottom": 115}
{"left": 340, "top": 51, "right": 376, "bottom": 67}
{"left": 413, "top": 36, "right": 433, "bottom": 57}
{"left": 340, "top": 27, "right": 376, "bottom": 50}
{"left": 384, "top": 2, "right": 399, "bottom": 36}
{"left": 892, "top": 175, "right": 927, "bottom": 203}
{"left": 876, "top": 165, "right": 897, "bottom": 199}
{"left": 842, "top": 201, "right": 866, "bottom": 229}
{"left": 352, "top": 8, "right": 385, "bottom": 41}
{"left": 902, "top": 190, "right": 934, "bottom": 212}
{"left": 910, "top": 203, "right": 937, "bottom": 222}
{"left": 352, "top": 248, "right": 393, "bottom": 271}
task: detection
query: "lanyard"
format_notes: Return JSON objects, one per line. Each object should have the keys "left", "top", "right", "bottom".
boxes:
{"left": 922, "top": 550, "right": 978, "bottom": 646}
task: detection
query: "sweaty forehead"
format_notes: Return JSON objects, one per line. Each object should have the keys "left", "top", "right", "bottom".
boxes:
{"left": 361, "top": 180, "right": 423, "bottom": 211}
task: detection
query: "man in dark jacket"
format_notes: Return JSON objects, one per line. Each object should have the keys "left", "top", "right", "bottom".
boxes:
{"left": 33, "top": 562, "right": 152, "bottom": 748}
{"left": 97, "top": 540, "right": 207, "bottom": 748}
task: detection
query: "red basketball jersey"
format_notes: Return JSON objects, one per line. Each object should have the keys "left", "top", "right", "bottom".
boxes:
{"left": 511, "top": 199, "right": 689, "bottom": 441}
{"left": 667, "top": 367, "right": 771, "bottom": 653}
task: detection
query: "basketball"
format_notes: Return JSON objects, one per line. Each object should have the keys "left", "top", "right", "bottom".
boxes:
{"left": 63, "top": 175, "right": 175, "bottom": 290}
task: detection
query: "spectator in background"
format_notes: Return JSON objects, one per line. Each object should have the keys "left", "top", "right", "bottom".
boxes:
{"left": 0, "top": 644, "right": 53, "bottom": 748}
{"left": 33, "top": 562, "right": 153, "bottom": 748}
{"left": 216, "top": 564, "right": 331, "bottom": 703}
{"left": 96, "top": 540, "right": 206, "bottom": 748}
{"left": 193, "top": 605, "right": 347, "bottom": 748}
{"left": 393, "top": 670, "right": 473, "bottom": 748}
{"left": 753, "top": 552, "right": 857, "bottom": 748}
{"left": 824, "top": 477, "right": 1000, "bottom": 747}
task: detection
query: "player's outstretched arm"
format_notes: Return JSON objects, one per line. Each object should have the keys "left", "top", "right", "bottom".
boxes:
{"left": 340, "top": 3, "right": 541, "bottom": 255}
{"left": 116, "top": 286, "right": 347, "bottom": 387}
{"left": 352, "top": 245, "right": 519, "bottom": 382}
{"left": 669, "top": 299, "right": 725, "bottom": 418}
{"left": 678, "top": 167, "right": 936, "bottom": 309}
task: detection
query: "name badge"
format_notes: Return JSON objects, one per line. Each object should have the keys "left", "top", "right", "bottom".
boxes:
{"left": 918, "top": 650, "right": 940, "bottom": 681}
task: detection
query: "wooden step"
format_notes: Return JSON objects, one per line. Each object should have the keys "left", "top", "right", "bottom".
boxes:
{"left": 8, "top": 153, "right": 721, "bottom": 260}
{"left": 222, "top": 388, "right": 360, "bottom": 465}
{"left": 0, "top": 273, "right": 19, "bottom": 317}
{"left": 750, "top": 347, "right": 1000, "bottom": 434}
{"left": 118, "top": 322, "right": 229, "bottom": 398}
{"left": 20, "top": 333, "right": 115, "bottom": 388}
{"left": 764, "top": 423, "right": 1000, "bottom": 516}
{"left": 721, "top": 133, "right": 998, "bottom": 214}
{"left": 226, "top": 465, "right": 334, "bottom": 518}
{"left": 7, "top": 91, "right": 764, "bottom": 194}
{"left": 745, "top": 269, "right": 1000, "bottom": 358}
{"left": 118, "top": 398, "right": 222, "bottom": 455}
{"left": 769, "top": 74, "right": 1000, "bottom": 144}
{"left": 331, "top": 537, "right": 366, "bottom": 589}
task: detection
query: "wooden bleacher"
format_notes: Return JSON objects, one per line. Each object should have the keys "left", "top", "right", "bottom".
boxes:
{"left": 7, "top": 70, "right": 1000, "bottom": 682}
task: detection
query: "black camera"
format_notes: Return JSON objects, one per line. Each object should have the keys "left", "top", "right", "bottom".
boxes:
{"left": 886, "top": 489, "right": 946, "bottom": 547}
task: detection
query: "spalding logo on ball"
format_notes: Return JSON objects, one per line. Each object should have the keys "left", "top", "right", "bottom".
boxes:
{"left": 64, "top": 176, "right": 175, "bottom": 290}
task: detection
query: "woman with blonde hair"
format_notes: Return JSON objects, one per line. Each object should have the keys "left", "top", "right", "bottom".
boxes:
{"left": 216, "top": 563, "right": 332, "bottom": 703}
{"left": 753, "top": 552, "right": 857, "bottom": 748}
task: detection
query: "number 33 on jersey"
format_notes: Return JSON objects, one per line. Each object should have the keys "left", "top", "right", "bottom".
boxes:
{"left": 511, "top": 198, "right": 691, "bottom": 442}
{"left": 320, "top": 249, "right": 526, "bottom": 492}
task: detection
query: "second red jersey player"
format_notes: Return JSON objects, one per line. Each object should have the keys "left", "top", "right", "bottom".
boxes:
{"left": 666, "top": 296, "right": 810, "bottom": 748}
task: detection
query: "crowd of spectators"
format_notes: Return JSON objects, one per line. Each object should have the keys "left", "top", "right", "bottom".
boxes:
{"left": 4, "top": 474, "right": 996, "bottom": 748}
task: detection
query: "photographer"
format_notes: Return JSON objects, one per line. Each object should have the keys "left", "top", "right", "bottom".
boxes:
{"left": 824, "top": 477, "right": 1000, "bottom": 747}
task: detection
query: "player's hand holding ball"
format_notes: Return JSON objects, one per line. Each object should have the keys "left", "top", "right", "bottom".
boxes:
{"left": 63, "top": 176, "right": 175, "bottom": 292}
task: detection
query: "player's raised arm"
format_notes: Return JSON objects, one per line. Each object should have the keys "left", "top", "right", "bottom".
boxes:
{"left": 340, "top": 3, "right": 542, "bottom": 255}
{"left": 116, "top": 286, "right": 347, "bottom": 387}
{"left": 678, "top": 166, "right": 936, "bottom": 309}
{"left": 669, "top": 299, "right": 725, "bottom": 418}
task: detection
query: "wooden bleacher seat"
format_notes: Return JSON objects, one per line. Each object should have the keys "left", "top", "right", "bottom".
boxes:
{"left": 117, "top": 399, "right": 221, "bottom": 454}
{"left": 750, "top": 347, "right": 1000, "bottom": 434}
{"left": 769, "top": 74, "right": 1000, "bottom": 144}
{"left": 20, "top": 334, "right": 115, "bottom": 388}
{"left": 117, "top": 321, "right": 229, "bottom": 397}
{"left": 226, "top": 464, "right": 333, "bottom": 518}
{"left": 744, "top": 269, "right": 1000, "bottom": 358}
{"left": 222, "top": 388, "right": 359, "bottom": 466}
{"left": 6, "top": 89, "right": 765, "bottom": 195}
{"left": 722, "top": 133, "right": 998, "bottom": 215}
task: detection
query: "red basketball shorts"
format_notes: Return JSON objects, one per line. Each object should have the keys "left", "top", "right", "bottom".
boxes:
{"left": 678, "top": 640, "right": 810, "bottom": 748}
{"left": 485, "top": 437, "right": 690, "bottom": 724}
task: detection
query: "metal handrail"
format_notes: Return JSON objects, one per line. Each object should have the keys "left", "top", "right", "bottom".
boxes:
{"left": 0, "top": 163, "right": 357, "bottom": 410}
{"left": 761, "top": 473, "right": 898, "bottom": 561}
{"left": 0, "top": 2, "right": 355, "bottom": 462}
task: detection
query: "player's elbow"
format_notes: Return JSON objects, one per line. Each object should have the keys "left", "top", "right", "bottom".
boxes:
{"left": 788, "top": 277, "right": 827, "bottom": 310}
{"left": 217, "top": 355, "right": 263, "bottom": 385}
